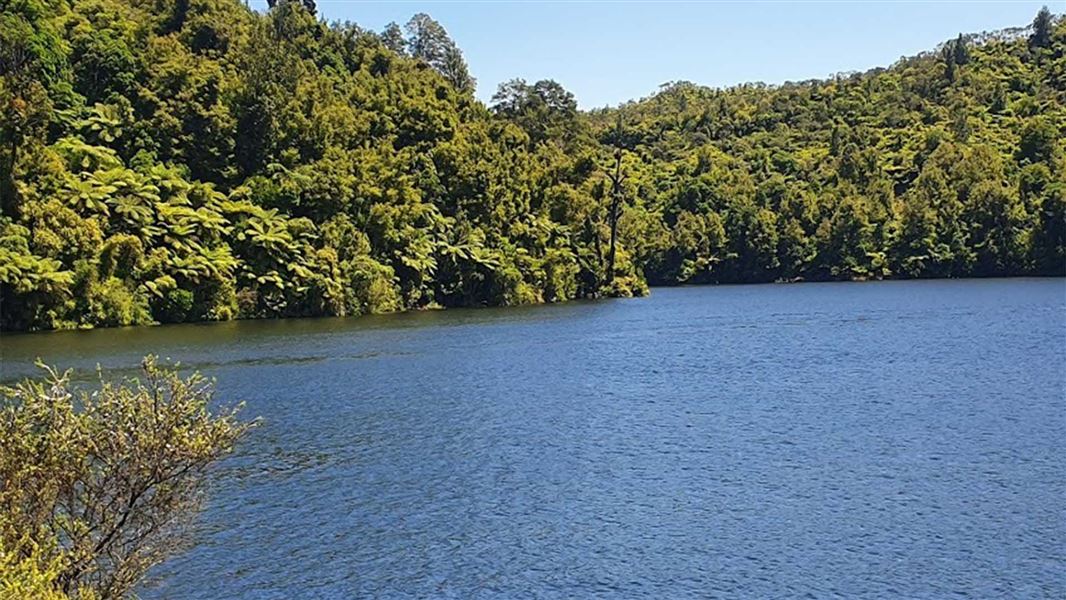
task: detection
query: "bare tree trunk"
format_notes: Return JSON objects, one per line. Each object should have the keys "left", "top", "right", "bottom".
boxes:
{"left": 607, "top": 195, "right": 619, "bottom": 283}
{"left": 606, "top": 148, "right": 624, "bottom": 284}
{"left": 1, "top": 137, "right": 16, "bottom": 218}
{"left": 588, "top": 215, "right": 604, "bottom": 287}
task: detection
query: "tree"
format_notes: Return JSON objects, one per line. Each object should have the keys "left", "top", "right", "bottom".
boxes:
{"left": 0, "top": 0, "right": 63, "bottom": 217}
{"left": 267, "top": 0, "right": 316, "bottom": 15}
{"left": 951, "top": 103, "right": 971, "bottom": 142}
{"left": 941, "top": 43, "right": 958, "bottom": 83}
{"left": 952, "top": 33, "right": 970, "bottom": 65}
{"left": 1017, "top": 117, "right": 1057, "bottom": 164}
{"left": 405, "top": 13, "right": 475, "bottom": 92}
{"left": 440, "top": 43, "right": 476, "bottom": 93}
{"left": 380, "top": 21, "right": 406, "bottom": 55}
{"left": 990, "top": 83, "right": 1008, "bottom": 113}
{"left": 405, "top": 14, "right": 448, "bottom": 64}
{"left": 1031, "top": 184, "right": 1066, "bottom": 273}
{"left": 604, "top": 117, "right": 629, "bottom": 284}
{"left": 0, "top": 357, "right": 253, "bottom": 599}
{"left": 491, "top": 79, "right": 578, "bottom": 143}
{"left": 1030, "top": 6, "right": 1053, "bottom": 50}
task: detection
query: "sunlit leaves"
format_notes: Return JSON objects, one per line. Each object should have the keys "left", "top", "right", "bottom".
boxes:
{"left": 0, "top": 224, "right": 73, "bottom": 294}
{"left": 0, "top": 357, "right": 252, "bottom": 598}
{"left": 3, "top": 0, "right": 1062, "bottom": 331}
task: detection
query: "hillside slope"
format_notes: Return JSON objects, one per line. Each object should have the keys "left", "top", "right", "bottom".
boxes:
{"left": 592, "top": 16, "right": 1065, "bottom": 285}
{"left": 1, "top": 0, "right": 1062, "bottom": 331}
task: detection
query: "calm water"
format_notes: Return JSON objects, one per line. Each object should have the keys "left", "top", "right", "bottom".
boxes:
{"left": 2, "top": 279, "right": 1065, "bottom": 598}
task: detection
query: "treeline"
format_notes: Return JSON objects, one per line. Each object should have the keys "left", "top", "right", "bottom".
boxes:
{"left": 598, "top": 9, "right": 1065, "bottom": 285}
{"left": 0, "top": 0, "right": 1062, "bottom": 331}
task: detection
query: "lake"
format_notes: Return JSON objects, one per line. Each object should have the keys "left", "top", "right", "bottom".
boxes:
{"left": 2, "top": 279, "right": 1064, "bottom": 598}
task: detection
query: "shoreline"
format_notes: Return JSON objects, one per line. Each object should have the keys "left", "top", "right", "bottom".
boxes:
{"left": 4, "top": 274, "right": 1062, "bottom": 337}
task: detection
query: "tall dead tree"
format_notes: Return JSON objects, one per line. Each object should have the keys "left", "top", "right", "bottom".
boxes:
{"left": 605, "top": 147, "right": 626, "bottom": 284}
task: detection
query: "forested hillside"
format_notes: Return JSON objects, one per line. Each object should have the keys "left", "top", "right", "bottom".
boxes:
{"left": 1, "top": 0, "right": 1063, "bottom": 331}
{"left": 596, "top": 12, "right": 1066, "bottom": 286}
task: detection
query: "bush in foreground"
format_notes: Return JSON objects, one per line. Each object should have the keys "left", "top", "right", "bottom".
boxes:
{"left": 0, "top": 357, "right": 253, "bottom": 600}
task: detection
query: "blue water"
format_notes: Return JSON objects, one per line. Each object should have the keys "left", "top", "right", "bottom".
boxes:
{"left": 2, "top": 279, "right": 1064, "bottom": 598}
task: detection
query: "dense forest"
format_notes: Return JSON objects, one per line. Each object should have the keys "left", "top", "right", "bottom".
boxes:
{"left": 1, "top": 0, "right": 1063, "bottom": 331}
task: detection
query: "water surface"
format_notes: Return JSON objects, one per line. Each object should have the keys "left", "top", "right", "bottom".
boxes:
{"left": 2, "top": 279, "right": 1064, "bottom": 598}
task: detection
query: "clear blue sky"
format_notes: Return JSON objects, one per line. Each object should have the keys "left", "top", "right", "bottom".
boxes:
{"left": 250, "top": 1, "right": 1051, "bottom": 108}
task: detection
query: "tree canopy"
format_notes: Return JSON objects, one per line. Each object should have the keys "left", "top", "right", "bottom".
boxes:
{"left": 1, "top": 0, "right": 1062, "bottom": 331}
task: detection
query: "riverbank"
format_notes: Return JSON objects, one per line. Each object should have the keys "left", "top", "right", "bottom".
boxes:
{"left": 5, "top": 274, "right": 1063, "bottom": 336}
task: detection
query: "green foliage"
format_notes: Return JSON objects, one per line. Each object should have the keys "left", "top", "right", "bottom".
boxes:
{"left": 589, "top": 9, "right": 1065, "bottom": 285}
{"left": 1031, "top": 6, "right": 1054, "bottom": 50}
{"left": 0, "top": 540, "right": 83, "bottom": 600}
{"left": 404, "top": 13, "right": 475, "bottom": 93}
{"left": 1, "top": 1, "right": 1063, "bottom": 331}
{"left": 0, "top": 357, "right": 250, "bottom": 599}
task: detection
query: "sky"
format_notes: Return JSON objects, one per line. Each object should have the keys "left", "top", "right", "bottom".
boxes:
{"left": 249, "top": 1, "right": 1052, "bottom": 108}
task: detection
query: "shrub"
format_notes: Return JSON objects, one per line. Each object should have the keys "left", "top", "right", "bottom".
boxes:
{"left": 0, "top": 539, "right": 83, "bottom": 600}
{"left": 0, "top": 357, "right": 253, "bottom": 600}
{"left": 88, "top": 277, "right": 152, "bottom": 327}
{"left": 344, "top": 255, "right": 402, "bottom": 315}
{"left": 157, "top": 287, "right": 195, "bottom": 323}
